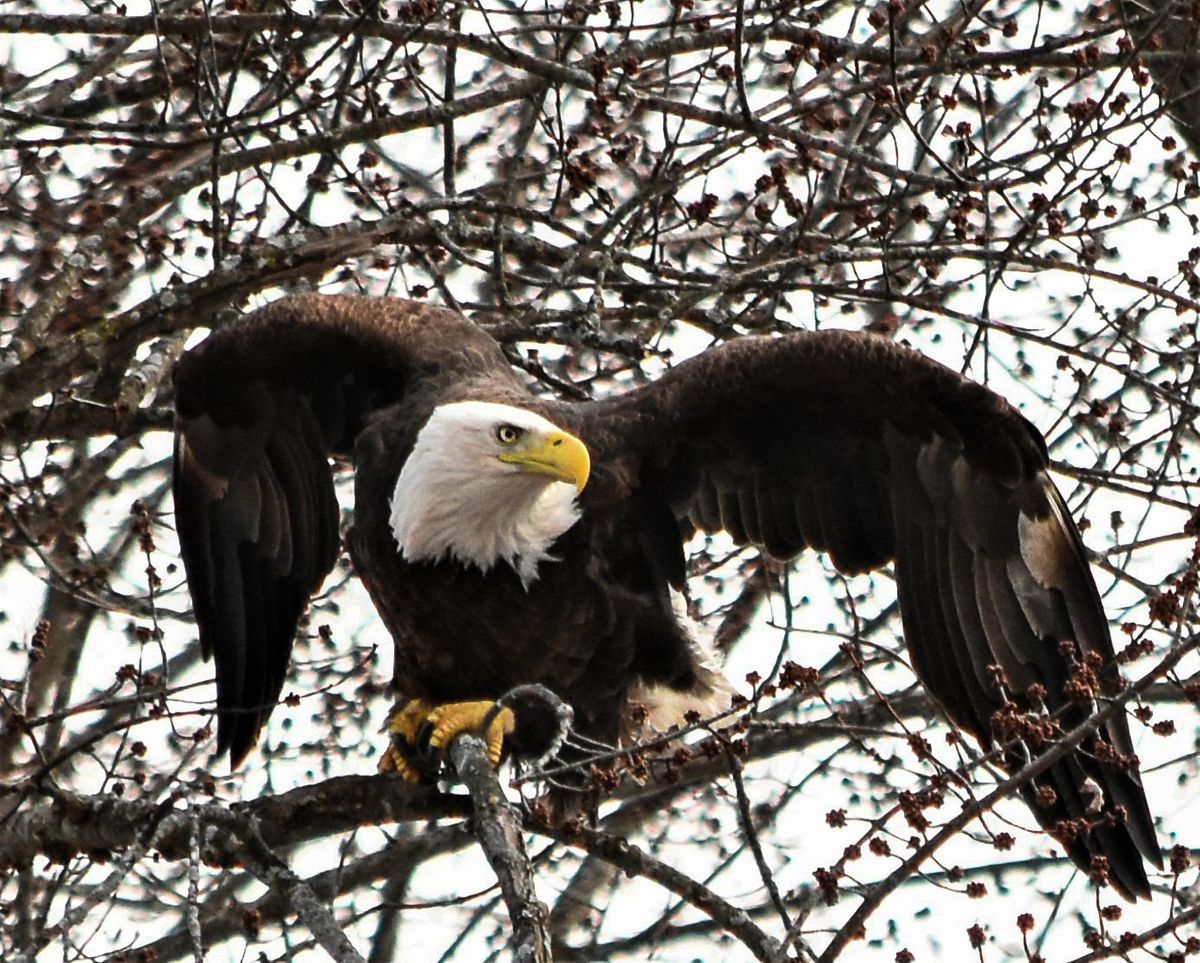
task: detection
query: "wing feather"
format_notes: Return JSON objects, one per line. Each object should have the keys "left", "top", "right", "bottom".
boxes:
{"left": 738, "top": 480, "right": 764, "bottom": 545}
{"left": 819, "top": 471, "right": 877, "bottom": 573}
{"left": 933, "top": 525, "right": 995, "bottom": 729}
{"left": 892, "top": 516, "right": 959, "bottom": 720}
{"left": 692, "top": 476, "right": 722, "bottom": 533}
{"left": 850, "top": 457, "right": 895, "bottom": 564}
{"left": 760, "top": 474, "right": 804, "bottom": 559}
{"left": 946, "top": 531, "right": 1001, "bottom": 692}
{"left": 792, "top": 480, "right": 828, "bottom": 554}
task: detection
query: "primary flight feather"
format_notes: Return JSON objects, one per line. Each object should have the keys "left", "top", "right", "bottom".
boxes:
{"left": 173, "top": 293, "right": 1160, "bottom": 898}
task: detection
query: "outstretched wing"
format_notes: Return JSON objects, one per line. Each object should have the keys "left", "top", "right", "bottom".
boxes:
{"left": 602, "top": 329, "right": 1159, "bottom": 899}
{"left": 173, "top": 294, "right": 516, "bottom": 764}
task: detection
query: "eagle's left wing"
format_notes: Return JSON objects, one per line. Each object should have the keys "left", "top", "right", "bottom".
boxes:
{"left": 601, "top": 329, "right": 1159, "bottom": 899}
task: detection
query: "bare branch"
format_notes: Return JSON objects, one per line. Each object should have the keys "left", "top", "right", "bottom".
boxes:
{"left": 449, "top": 735, "right": 552, "bottom": 963}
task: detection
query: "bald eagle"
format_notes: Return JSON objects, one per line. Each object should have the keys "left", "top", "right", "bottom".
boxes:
{"left": 173, "top": 294, "right": 1159, "bottom": 898}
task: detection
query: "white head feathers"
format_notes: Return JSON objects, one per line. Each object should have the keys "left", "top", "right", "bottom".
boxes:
{"left": 389, "top": 401, "right": 585, "bottom": 586}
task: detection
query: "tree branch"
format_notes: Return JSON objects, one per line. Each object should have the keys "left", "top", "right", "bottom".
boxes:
{"left": 449, "top": 734, "right": 552, "bottom": 963}
{"left": 239, "top": 816, "right": 366, "bottom": 963}
{"left": 0, "top": 775, "right": 467, "bottom": 868}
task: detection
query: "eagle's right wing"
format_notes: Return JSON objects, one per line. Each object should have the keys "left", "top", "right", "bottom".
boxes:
{"left": 173, "top": 294, "right": 515, "bottom": 764}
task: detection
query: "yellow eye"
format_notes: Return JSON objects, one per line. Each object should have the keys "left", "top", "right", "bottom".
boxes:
{"left": 496, "top": 424, "right": 522, "bottom": 445}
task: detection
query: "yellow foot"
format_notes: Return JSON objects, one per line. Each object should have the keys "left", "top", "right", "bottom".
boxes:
{"left": 426, "top": 701, "right": 516, "bottom": 767}
{"left": 379, "top": 698, "right": 436, "bottom": 782}
{"left": 379, "top": 698, "right": 516, "bottom": 782}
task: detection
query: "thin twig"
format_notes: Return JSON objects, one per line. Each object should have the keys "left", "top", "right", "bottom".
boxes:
{"left": 725, "top": 743, "right": 792, "bottom": 933}
{"left": 539, "top": 823, "right": 787, "bottom": 963}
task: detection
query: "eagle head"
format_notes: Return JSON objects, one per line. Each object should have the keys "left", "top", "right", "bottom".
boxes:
{"left": 389, "top": 401, "right": 589, "bottom": 585}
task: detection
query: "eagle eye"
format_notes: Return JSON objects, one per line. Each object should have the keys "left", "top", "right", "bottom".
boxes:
{"left": 496, "top": 424, "right": 522, "bottom": 445}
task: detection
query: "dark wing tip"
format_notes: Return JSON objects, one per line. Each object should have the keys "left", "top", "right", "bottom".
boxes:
{"left": 221, "top": 710, "right": 263, "bottom": 770}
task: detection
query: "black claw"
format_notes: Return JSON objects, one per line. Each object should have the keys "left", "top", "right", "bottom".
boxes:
{"left": 393, "top": 724, "right": 444, "bottom": 782}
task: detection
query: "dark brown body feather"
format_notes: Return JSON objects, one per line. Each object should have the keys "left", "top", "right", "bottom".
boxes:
{"left": 173, "top": 294, "right": 1160, "bottom": 898}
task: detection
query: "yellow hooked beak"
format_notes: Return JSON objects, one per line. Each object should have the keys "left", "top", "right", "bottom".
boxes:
{"left": 498, "top": 430, "right": 591, "bottom": 492}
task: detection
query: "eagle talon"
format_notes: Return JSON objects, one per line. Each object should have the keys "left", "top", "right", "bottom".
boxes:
{"left": 380, "top": 697, "right": 440, "bottom": 782}
{"left": 379, "top": 698, "right": 515, "bottom": 780}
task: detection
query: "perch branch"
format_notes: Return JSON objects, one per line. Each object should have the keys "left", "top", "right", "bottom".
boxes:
{"left": 449, "top": 733, "right": 552, "bottom": 963}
